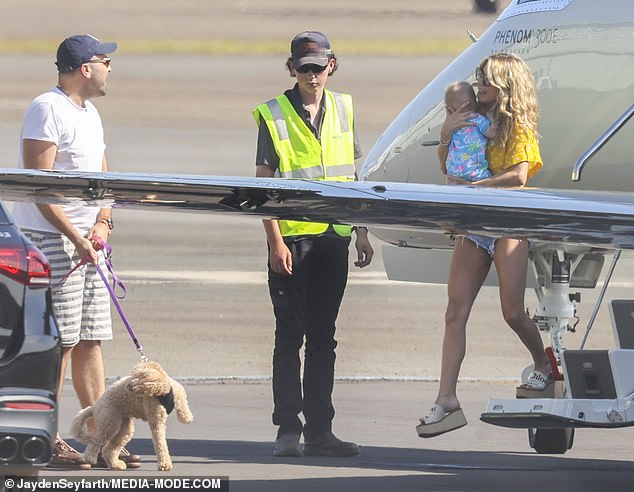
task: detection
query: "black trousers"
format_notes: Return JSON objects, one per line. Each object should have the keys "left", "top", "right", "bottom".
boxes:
{"left": 268, "top": 235, "right": 350, "bottom": 440}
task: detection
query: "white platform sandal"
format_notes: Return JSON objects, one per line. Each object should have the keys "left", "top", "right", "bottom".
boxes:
{"left": 416, "top": 405, "right": 467, "bottom": 438}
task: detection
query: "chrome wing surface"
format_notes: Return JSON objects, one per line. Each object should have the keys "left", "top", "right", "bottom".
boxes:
{"left": 1, "top": 168, "right": 634, "bottom": 250}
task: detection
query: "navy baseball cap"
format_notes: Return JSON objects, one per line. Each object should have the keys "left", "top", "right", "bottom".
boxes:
{"left": 56, "top": 34, "right": 117, "bottom": 73}
{"left": 290, "top": 31, "right": 332, "bottom": 68}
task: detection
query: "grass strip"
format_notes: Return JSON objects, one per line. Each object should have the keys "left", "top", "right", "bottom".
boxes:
{"left": 0, "top": 38, "right": 470, "bottom": 57}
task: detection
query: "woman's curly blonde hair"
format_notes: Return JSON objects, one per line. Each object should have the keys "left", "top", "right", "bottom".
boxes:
{"left": 479, "top": 52, "right": 539, "bottom": 147}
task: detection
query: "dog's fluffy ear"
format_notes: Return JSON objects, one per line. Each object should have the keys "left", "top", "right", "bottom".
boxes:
{"left": 127, "top": 360, "right": 171, "bottom": 396}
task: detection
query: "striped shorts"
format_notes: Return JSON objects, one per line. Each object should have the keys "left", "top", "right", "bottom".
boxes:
{"left": 23, "top": 229, "right": 113, "bottom": 347}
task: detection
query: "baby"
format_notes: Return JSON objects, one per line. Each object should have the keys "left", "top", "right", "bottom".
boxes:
{"left": 441, "top": 81, "right": 495, "bottom": 181}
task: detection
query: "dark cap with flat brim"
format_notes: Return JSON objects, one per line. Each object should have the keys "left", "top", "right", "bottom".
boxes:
{"left": 56, "top": 34, "right": 118, "bottom": 73}
{"left": 290, "top": 31, "right": 332, "bottom": 68}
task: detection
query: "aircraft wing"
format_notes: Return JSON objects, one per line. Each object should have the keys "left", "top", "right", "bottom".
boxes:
{"left": 1, "top": 168, "right": 634, "bottom": 250}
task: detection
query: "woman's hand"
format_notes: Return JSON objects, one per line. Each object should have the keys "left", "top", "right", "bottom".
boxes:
{"left": 446, "top": 175, "right": 470, "bottom": 185}
{"left": 440, "top": 101, "right": 477, "bottom": 143}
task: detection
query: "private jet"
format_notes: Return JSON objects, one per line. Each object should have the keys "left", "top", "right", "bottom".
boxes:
{"left": 0, "top": 0, "right": 632, "bottom": 454}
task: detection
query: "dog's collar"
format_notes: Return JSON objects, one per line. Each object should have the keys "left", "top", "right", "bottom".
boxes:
{"left": 157, "top": 386, "right": 175, "bottom": 414}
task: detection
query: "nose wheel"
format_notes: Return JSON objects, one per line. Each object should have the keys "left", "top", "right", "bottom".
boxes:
{"left": 520, "top": 348, "right": 573, "bottom": 454}
{"left": 528, "top": 427, "right": 575, "bottom": 454}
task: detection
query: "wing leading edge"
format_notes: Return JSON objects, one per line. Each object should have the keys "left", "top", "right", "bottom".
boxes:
{"left": 1, "top": 168, "right": 634, "bottom": 250}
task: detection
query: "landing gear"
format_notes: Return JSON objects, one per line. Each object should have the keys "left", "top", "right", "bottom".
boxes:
{"left": 518, "top": 376, "right": 573, "bottom": 454}
{"left": 485, "top": 247, "right": 619, "bottom": 454}
{"left": 521, "top": 246, "right": 603, "bottom": 454}
{"left": 528, "top": 427, "right": 575, "bottom": 454}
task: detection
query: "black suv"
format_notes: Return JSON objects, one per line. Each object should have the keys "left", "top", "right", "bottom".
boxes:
{"left": 0, "top": 201, "right": 60, "bottom": 477}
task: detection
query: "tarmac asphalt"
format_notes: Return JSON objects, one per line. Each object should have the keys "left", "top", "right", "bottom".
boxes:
{"left": 2, "top": 1, "right": 634, "bottom": 490}
{"left": 36, "top": 380, "right": 634, "bottom": 491}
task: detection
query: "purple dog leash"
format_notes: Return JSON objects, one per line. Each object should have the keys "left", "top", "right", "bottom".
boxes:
{"left": 54, "top": 237, "right": 148, "bottom": 362}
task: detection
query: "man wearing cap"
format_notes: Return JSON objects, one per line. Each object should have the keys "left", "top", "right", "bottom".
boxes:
{"left": 12, "top": 34, "right": 141, "bottom": 470}
{"left": 254, "top": 31, "right": 373, "bottom": 457}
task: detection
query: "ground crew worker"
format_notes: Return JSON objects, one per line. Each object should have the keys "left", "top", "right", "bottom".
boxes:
{"left": 254, "top": 31, "right": 373, "bottom": 458}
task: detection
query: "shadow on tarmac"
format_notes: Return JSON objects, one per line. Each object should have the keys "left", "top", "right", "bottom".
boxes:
{"left": 58, "top": 437, "right": 634, "bottom": 492}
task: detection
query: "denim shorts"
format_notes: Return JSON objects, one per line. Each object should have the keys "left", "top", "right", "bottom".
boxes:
{"left": 460, "top": 234, "right": 497, "bottom": 257}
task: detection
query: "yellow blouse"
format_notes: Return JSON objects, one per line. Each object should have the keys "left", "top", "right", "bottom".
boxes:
{"left": 486, "top": 123, "right": 542, "bottom": 178}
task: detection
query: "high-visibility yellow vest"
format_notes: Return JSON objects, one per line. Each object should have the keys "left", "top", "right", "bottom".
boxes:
{"left": 253, "top": 90, "right": 355, "bottom": 237}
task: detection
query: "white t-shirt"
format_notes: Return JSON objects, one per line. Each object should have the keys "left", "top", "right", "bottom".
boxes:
{"left": 12, "top": 87, "right": 105, "bottom": 235}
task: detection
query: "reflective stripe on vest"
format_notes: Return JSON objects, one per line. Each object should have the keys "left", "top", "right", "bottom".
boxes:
{"left": 254, "top": 90, "right": 355, "bottom": 237}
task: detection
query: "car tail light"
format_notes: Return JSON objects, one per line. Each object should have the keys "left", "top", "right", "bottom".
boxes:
{"left": 3, "top": 402, "right": 54, "bottom": 411}
{"left": 0, "top": 249, "right": 23, "bottom": 282}
{"left": 25, "top": 245, "right": 51, "bottom": 286}
{"left": 0, "top": 245, "right": 50, "bottom": 287}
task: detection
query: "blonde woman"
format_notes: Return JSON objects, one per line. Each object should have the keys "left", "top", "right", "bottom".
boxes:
{"left": 417, "top": 53, "right": 551, "bottom": 438}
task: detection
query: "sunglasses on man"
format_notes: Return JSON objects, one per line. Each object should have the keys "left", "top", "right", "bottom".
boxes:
{"left": 86, "top": 57, "right": 112, "bottom": 68}
{"left": 296, "top": 64, "right": 328, "bottom": 74}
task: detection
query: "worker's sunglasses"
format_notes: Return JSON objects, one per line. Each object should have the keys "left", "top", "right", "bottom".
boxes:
{"left": 475, "top": 67, "right": 490, "bottom": 87}
{"left": 296, "top": 64, "right": 328, "bottom": 74}
{"left": 86, "top": 57, "right": 112, "bottom": 68}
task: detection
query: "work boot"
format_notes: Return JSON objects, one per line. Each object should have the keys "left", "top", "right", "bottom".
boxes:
{"left": 303, "top": 432, "right": 359, "bottom": 457}
{"left": 273, "top": 433, "right": 302, "bottom": 457}
{"left": 48, "top": 438, "right": 91, "bottom": 470}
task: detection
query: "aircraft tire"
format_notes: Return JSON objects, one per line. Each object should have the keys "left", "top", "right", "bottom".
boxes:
{"left": 528, "top": 427, "right": 575, "bottom": 454}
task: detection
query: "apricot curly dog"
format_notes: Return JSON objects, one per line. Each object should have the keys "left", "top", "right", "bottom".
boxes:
{"left": 72, "top": 360, "right": 193, "bottom": 471}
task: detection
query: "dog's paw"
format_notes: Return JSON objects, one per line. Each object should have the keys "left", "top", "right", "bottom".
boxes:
{"left": 158, "top": 459, "right": 173, "bottom": 471}
{"left": 84, "top": 453, "right": 99, "bottom": 465}
{"left": 111, "top": 459, "right": 127, "bottom": 471}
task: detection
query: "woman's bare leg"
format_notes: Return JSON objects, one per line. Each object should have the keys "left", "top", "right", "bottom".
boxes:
{"left": 434, "top": 238, "right": 491, "bottom": 411}
{"left": 494, "top": 238, "right": 549, "bottom": 373}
